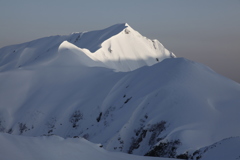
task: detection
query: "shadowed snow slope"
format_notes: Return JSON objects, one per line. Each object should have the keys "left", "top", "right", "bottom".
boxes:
{"left": 190, "top": 137, "right": 240, "bottom": 160}
{"left": 0, "top": 133, "right": 174, "bottom": 160}
{"left": 0, "top": 57, "right": 240, "bottom": 159}
{"left": 0, "top": 24, "right": 240, "bottom": 160}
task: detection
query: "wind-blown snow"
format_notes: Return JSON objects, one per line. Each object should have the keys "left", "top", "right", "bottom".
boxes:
{"left": 0, "top": 23, "right": 239, "bottom": 160}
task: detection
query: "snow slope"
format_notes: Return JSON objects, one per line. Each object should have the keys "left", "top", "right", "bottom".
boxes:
{"left": 0, "top": 133, "right": 175, "bottom": 160}
{"left": 190, "top": 137, "right": 240, "bottom": 160}
{"left": 0, "top": 23, "right": 240, "bottom": 159}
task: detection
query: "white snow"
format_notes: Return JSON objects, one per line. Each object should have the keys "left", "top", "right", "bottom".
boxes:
{"left": 0, "top": 23, "right": 174, "bottom": 72}
{"left": 0, "top": 23, "right": 240, "bottom": 160}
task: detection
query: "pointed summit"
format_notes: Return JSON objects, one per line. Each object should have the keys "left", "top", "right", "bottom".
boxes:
{"left": 66, "top": 23, "right": 175, "bottom": 71}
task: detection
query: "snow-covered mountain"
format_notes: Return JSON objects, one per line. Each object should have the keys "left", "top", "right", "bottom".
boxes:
{"left": 0, "top": 23, "right": 175, "bottom": 72}
{"left": 0, "top": 23, "right": 240, "bottom": 160}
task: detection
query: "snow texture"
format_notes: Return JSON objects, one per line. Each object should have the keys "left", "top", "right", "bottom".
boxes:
{"left": 0, "top": 23, "right": 240, "bottom": 160}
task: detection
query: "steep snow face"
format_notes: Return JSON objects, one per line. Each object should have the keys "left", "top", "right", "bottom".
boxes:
{"left": 0, "top": 23, "right": 174, "bottom": 72}
{"left": 0, "top": 133, "right": 174, "bottom": 160}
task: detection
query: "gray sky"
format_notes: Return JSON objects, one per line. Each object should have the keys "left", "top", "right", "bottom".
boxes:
{"left": 1, "top": 0, "right": 240, "bottom": 83}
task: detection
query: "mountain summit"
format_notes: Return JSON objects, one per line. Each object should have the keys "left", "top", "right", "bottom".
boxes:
{"left": 0, "top": 24, "right": 240, "bottom": 160}
{"left": 0, "top": 23, "right": 175, "bottom": 72}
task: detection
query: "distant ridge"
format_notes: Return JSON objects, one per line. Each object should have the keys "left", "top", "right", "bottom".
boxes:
{"left": 0, "top": 23, "right": 175, "bottom": 72}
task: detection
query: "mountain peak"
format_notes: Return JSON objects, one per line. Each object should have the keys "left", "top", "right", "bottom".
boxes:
{"left": 0, "top": 23, "right": 175, "bottom": 72}
{"left": 108, "top": 22, "right": 129, "bottom": 28}
{"left": 65, "top": 23, "right": 175, "bottom": 71}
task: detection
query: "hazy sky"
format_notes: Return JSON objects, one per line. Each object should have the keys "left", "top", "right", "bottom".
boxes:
{"left": 1, "top": 0, "right": 240, "bottom": 83}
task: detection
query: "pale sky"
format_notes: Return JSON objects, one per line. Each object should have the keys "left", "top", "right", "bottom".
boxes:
{"left": 0, "top": 0, "right": 240, "bottom": 83}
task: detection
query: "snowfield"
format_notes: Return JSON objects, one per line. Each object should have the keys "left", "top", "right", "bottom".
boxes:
{"left": 0, "top": 23, "right": 240, "bottom": 160}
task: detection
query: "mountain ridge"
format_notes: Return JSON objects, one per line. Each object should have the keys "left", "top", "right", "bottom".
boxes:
{"left": 0, "top": 23, "right": 175, "bottom": 72}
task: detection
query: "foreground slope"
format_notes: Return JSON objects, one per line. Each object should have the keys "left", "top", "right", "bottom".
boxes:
{"left": 0, "top": 57, "right": 240, "bottom": 158}
{"left": 0, "top": 133, "right": 174, "bottom": 160}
